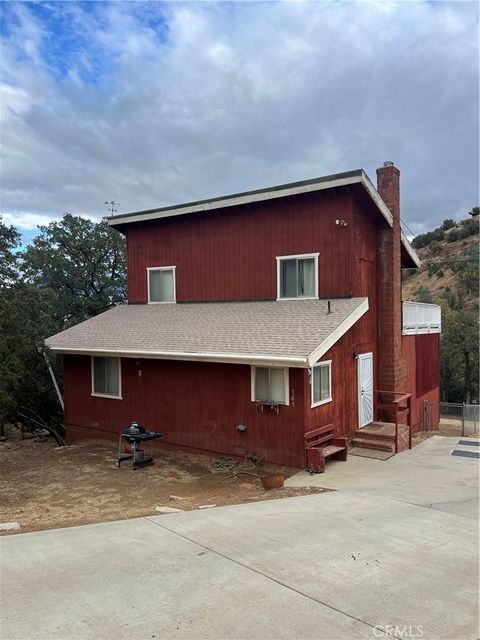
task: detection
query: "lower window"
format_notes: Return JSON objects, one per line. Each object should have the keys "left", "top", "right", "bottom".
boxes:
{"left": 311, "top": 360, "right": 332, "bottom": 407}
{"left": 252, "top": 367, "right": 289, "bottom": 405}
{"left": 92, "top": 356, "right": 122, "bottom": 398}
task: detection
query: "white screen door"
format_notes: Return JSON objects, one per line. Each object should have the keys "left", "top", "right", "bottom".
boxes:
{"left": 357, "top": 352, "right": 374, "bottom": 428}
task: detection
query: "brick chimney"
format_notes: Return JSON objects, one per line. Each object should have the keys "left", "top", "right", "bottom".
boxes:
{"left": 377, "top": 161, "right": 407, "bottom": 393}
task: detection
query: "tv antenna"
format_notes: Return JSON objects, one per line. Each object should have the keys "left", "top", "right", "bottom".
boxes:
{"left": 105, "top": 199, "right": 119, "bottom": 214}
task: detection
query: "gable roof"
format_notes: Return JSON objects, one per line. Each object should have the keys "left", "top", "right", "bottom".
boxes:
{"left": 107, "top": 169, "right": 420, "bottom": 267}
{"left": 45, "top": 297, "right": 369, "bottom": 368}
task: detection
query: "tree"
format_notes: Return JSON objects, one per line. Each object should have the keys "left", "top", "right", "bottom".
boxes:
{"left": 0, "top": 215, "right": 21, "bottom": 284}
{"left": 441, "top": 308, "right": 479, "bottom": 403}
{"left": 21, "top": 214, "right": 126, "bottom": 326}
{"left": 468, "top": 206, "right": 479, "bottom": 217}
{"left": 0, "top": 283, "right": 63, "bottom": 430}
{"left": 0, "top": 228, "right": 60, "bottom": 429}
{"left": 438, "top": 289, "right": 457, "bottom": 310}
{"left": 457, "top": 264, "right": 479, "bottom": 297}
{"left": 0, "top": 214, "right": 127, "bottom": 431}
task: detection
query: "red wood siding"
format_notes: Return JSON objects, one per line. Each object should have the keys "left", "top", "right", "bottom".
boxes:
{"left": 126, "top": 190, "right": 354, "bottom": 303}
{"left": 303, "top": 332, "right": 378, "bottom": 439}
{"left": 402, "top": 334, "right": 440, "bottom": 432}
{"left": 352, "top": 197, "right": 379, "bottom": 346}
{"left": 302, "top": 196, "right": 381, "bottom": 439}
{"left": 303, "top": 340, "right": 351, "bottom": 438}
{"left": 64, "top": 355, "right": 306, "bottom": 468}
{"left": 415, "top": 334, "right": 440, "bottom": 397}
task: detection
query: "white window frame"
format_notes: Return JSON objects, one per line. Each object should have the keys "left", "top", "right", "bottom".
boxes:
{"left": 250, "top": 366, "right": 290, "bottom": 406}
{"left": 276, "top": 252, "right": 319, "bottom": 301}
{"left": 91, "top": 356, "right": 122, "bottom": 400}
{"left": 310, "top": 359, "right": 332, "bottom": 408}
{"left": 147, "top": 266, "right": 176, "bottom": 304}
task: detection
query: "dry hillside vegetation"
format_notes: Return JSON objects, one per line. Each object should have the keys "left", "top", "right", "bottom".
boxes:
{"left": 402, "top": 217, "right": 479, "bottom": 310}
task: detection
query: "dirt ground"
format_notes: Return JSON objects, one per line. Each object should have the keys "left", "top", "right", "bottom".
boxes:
{"left": 0, "top": 438, "right": 328, "bottom": 535}
{"left": 412, "top": 431, "right": 443, "bottom": 446}
{"left": 412, "top": 429, "right": 479, "bottom": 446}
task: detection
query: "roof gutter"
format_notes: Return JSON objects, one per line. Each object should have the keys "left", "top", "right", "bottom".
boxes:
{"left": 47, "top": 346, "right": 310, "bottom": 368}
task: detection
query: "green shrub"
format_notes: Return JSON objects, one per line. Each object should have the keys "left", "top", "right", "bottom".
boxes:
{"left": 412, "top": 228, "right": 445, "bottom": 249}
{"left": 461, "top": 218, "right": 479, "bottom": 236}
{"left": 442, "top": 219, "right": 455, "bottom": 230}
{"left": 446, "top": 228, "right": 460, "bottom": 242}
{"left": 416, "top": 285, "right": 433, "bottom": 303}
{"left": 439, "top": 289, "right": 457, "bottom": 309}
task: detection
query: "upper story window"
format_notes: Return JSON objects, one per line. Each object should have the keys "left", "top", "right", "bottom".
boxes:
{"left": 91, "top": 356, "right": 122, "bottom": 399}
{"left": 251, "top": 366, "right": 289, "bottom": 405}
{"left": 276, "top": 253, "right": 319, "bottom": 300}
{"left": 147, "top": 266, "right": 176, "bottom": 303}
{"left": 311, "top": 360, "right": 332, "bottom": 407}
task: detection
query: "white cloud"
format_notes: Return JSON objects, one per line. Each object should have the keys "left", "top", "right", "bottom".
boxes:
{"left": 0, "top": 0, "right": 478, "bottom": 238}
{"left": 2, "top": 211, "right": 60, "bottom": 230}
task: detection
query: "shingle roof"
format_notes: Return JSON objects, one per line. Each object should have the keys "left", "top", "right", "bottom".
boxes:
{"left": 45, "top": 298, "right": 368, "bottom": 368}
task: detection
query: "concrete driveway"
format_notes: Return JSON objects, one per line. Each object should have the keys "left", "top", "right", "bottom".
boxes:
{"left": 1, "top": 437, "right": 478, "bottom": 640}
{"left": 286, "top": 436, "right": 479, "bottom": 520}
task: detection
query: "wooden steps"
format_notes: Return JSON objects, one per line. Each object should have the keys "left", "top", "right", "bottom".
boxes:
{"left": 351, "top": 435, "right": 396, "bottom": 453}
{"left": 350, "top": 422, "right": 410, "bottom": 454}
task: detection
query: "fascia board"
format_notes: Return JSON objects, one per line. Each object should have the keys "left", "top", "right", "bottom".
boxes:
{"left": 306, "top": 298, "right": 369, "bottom": 367}
{"left": 107, "top": 174, "right": 364, "bottom": 227}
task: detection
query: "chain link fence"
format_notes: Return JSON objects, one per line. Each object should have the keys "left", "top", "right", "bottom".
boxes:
{"left": 423, "top": 400, "right": 480, "bottom": 436}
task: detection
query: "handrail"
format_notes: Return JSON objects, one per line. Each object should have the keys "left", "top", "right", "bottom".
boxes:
{"left": 374, "top": 390, "right": 413, "bottom": 453}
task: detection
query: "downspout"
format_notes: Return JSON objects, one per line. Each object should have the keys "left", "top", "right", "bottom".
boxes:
{"left": 37, "top": 343, "right": 64, "bottom": 411}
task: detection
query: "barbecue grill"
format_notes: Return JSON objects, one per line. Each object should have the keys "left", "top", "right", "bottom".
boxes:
{"left": 116, "top": 421, "right": 162, "bottom": 469}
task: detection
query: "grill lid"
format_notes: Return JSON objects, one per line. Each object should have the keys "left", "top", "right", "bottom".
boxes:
{"left": 122, "top": 421, "right": 146, "bottom": 437}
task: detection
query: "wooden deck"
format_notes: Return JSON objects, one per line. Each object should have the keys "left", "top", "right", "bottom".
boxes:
{"left": 350, "top": 422, "right": 410, "bottom": 454}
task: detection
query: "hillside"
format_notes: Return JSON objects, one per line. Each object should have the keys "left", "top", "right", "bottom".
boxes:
{"left": 402, "top": 215, "right": 479, "bottom": 311}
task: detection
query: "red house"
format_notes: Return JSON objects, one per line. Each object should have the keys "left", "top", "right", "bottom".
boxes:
{"left": 46, "top": 162, "right": 441, "bottom": 469}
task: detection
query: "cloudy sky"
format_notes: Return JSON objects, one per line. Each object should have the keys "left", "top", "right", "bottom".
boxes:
{"left": 1, "top": 1, "right": 478, "bottom": 243}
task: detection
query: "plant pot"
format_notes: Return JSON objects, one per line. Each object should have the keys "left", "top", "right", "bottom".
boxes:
{"left": 261, "top": 474, "right": 285, "bottom": 489}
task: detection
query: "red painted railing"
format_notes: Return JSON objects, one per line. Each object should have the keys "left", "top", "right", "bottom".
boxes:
{"left": 374, "top": 390, "right": 413, "bottom": 453}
